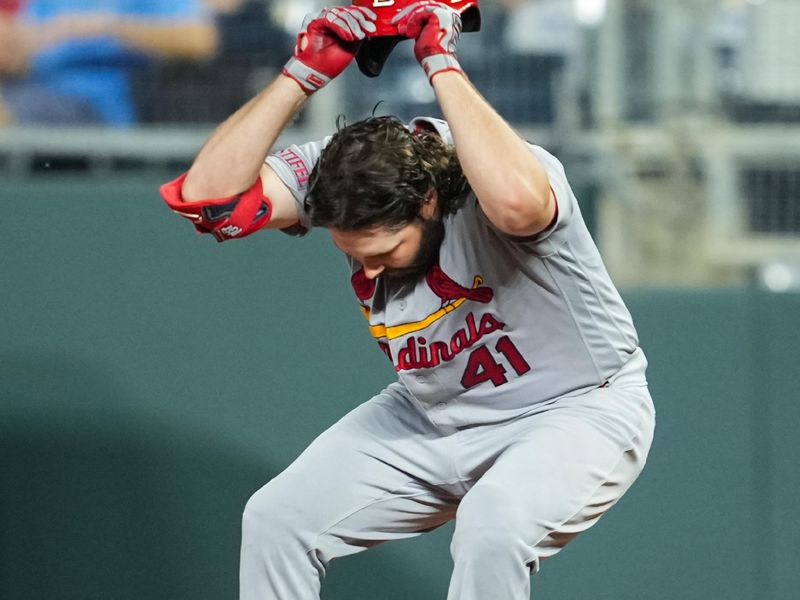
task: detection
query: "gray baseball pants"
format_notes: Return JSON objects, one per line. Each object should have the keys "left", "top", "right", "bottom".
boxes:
{"left": 240, "top": 350, "right": 655, "bottom": 599}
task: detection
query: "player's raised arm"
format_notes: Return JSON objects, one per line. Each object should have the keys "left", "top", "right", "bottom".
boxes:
{"left": 161, "top": 6, "right": 377, "bottom": 241}
{"left": 394, "top": 1, "right": 554, "bottom": 237}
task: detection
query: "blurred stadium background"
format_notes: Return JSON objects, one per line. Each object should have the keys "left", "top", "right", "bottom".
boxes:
{"left": 2, "top": 0, "right": 799, "bottom": 599}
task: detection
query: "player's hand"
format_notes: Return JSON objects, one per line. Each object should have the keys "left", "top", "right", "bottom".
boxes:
{"left": 283, "top": 6, "right": 377, "bottom": 94}
{"left": 392, "top": 1, "right": 463, "bottom": 83}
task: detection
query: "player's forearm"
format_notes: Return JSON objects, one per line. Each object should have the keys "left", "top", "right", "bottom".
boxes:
{"left": 182, "top": 75, "right": 308, "bottom": 201}
{"left": 432, "top": 71, "right": 552, "bottom": 234}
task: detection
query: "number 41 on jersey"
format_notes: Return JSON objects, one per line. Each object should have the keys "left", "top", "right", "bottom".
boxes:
{"left": 461, "top": 336, "right": 531, "bottom": 389}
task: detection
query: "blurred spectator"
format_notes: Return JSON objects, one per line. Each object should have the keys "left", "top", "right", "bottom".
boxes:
{"left": 0, "top": 0, "right": 24, "bottom": 124}
{"left": 207, "top": 0, "right": 290, "bottom": 61}
{"left": 135, "top": 0, "right": 293, "bottom": 124}
{"left": 0, "top": 0, "right": 20, "bottom": 13}
{"left": 0, "top": 0, "right": 218, "bottom": 126}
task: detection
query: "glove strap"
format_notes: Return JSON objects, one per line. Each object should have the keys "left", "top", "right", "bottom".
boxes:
{"left": 282, "top": 58, "right": 331, "bottom": 94}
{"left": 421, "top": 54, "right": 463, "bottom": 83}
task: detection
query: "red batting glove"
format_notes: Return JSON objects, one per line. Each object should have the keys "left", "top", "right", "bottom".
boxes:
{"left": 283, "top": 6, "right": 377, "bottom": 94}
{"left": 392, "top": 1, "right": 464, "bottom": 83}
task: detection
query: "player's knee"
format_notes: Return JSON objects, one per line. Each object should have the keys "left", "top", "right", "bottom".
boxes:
{"left": 242, "top": 484, "right": 304, "bottom": 548}
{"left": 242, "top": 488, "right": 276, "bottom": 539}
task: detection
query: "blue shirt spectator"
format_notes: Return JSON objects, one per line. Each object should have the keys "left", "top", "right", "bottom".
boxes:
{"left": 6, "top": 0, "right": 215, "bottom": 125}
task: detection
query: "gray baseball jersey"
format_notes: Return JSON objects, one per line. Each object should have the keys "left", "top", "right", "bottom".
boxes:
{"left": 243, "top": 118, "right": 654, "bottom": 600}
{"left": 266, "top": 117, "right": 641, "bottom": 428}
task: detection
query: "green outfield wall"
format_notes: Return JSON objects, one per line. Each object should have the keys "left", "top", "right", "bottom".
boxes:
{"left": 2, "top": 174, "right": 798, "bottom": 599}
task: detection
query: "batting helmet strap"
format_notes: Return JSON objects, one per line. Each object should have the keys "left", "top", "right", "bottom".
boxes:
{"left": 353, "top": 0, "right": 481, "bottom": 77}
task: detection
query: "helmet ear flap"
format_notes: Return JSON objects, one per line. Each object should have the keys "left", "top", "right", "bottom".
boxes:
{"left": 356, "top": 36, "right": 404, "bottom": 78}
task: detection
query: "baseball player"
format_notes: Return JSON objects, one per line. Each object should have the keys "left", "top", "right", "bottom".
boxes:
{"left": 161, "top": 2, "right": 656, "bottom": 598}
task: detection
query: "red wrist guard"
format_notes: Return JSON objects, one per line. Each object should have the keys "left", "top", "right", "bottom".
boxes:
{"left": 160, "top": 173, "right": 273, "bottom": 242}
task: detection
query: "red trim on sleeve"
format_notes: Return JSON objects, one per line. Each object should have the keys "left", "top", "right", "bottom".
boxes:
{"left": 544, "top": 185, "right": 559, "bottom": 231}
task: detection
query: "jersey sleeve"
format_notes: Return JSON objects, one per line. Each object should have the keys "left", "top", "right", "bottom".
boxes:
{"left": 474, "top": 144, "right": 580, "bottom": 255}
{"left": 526, "top": 144, "right": 577, "bottom": 242}
{"left": 407, "top": 118, "right": 578, "bottom": 252}
{"left": 265, "top": 136, "right": 332, "bottom": 236}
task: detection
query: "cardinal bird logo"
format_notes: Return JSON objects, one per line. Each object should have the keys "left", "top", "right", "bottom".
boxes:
{"left": 351, "top": 268, "right": 377, "bottom": 302}
{"left": 352, "top": 264, "right": 494, "bottom": 341}
{"left": 426, "top": 264, "right": 493, "bottom": 306}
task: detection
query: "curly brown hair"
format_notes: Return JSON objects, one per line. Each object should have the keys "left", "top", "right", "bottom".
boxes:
{"left": 305, "top": 116, "right": 469, "bottom": 230}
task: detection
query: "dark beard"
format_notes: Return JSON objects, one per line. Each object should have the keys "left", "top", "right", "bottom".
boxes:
{"left": 384, "top": 216, "right": 444, "bottom": 281}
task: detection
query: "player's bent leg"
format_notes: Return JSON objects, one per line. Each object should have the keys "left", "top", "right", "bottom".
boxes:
{"left": 239, "top": 387, "right": 459, "bottom": 600}
{"left": 448, "top": 375, "right": 655, "bottom": 600}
